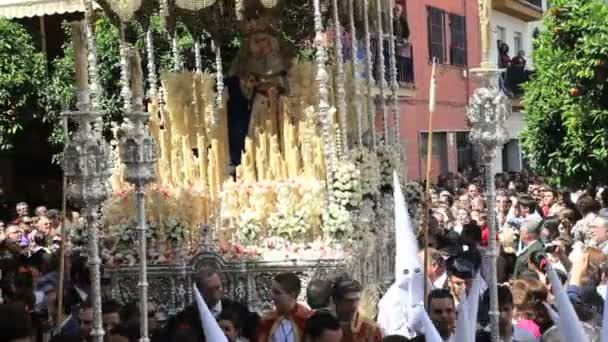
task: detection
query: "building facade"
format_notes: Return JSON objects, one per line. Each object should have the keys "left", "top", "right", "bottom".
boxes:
{"left": 491, "top": 0, "right": 545, "bottom": 173}
{"left": 396, "top": 0, "right": 481, "bottom": 181}
{"left": 396, "top": 0, "right": 545, "bottom": 181}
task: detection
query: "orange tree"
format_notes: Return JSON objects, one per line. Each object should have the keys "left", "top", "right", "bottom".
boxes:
{"left": 521, "top": 0, "right": 608, "bottom": 187}
{"left": 0, "top": 18, "right": 46, "bottom": 150}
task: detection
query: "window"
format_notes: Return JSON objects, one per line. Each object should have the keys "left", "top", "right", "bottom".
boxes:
{"left": 449, "top": 13, "right": 466, "bottom": 66}
{"left": 496, "top": 26, "right": 506, "bottom": 44}
{"left": 427, "top": 6, "right": 445, "bottom": 63}
{"left": 513, "top": 31, "right": 523, "bottom": 54}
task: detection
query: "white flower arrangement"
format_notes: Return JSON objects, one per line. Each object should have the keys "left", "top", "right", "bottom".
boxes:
{"left": 235, "top": 209, "right": 263, "bottom": 241}
{"left": 376, "top": 144, "right": 401, "bottom": 191}
{"left": 322, "top": 203, "right": 354, "bottom": 239}
{"left": 348, "top": 147, "right": 381, "bottom": 197}
{"left": 268, "top": 209, "right": 311, "bottom": 240}
{"left": 332, "top": 160, "right": 364, "bottom": 208}
{"left": 227, "top": 178, "right": 325, "bottom": 244}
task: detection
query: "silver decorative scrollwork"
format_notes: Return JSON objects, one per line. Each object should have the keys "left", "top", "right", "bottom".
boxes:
{"left": 375, "top": 0, "right": 388, "bottom": 145}
{"left": 387, "top": 0, "right": 400, "bottom": 147}
{"left": 212, "top": 39, "right": 224, "bottom": 109}
{"left": 349, "top": 0, "right": 363, "bottom": 146}
{"left": 313, "top": 0, "right": 336, "bottom": 206}
{"left": 467, "top": 72, "right": 510, "bottom": 150}
{"left": 145, "top": 26, "right": 158, "bottom": 99}
{"left": 332, "top": 0, "right": 348, "bottom": 155}
{"left": 363, "top": 0, "right": 376, "bottom": 149}
{"left": 119, "top": 49, "right": 158, "bottom": 342}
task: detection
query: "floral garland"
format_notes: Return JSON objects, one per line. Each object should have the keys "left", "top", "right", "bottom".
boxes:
{"left": 222, "top": 178, "right": 325, "bottom": 244}
{"left": 322, "top": 203, "right": 354, "bottom": 240}
{"left": 349, "top": 146, "right": 381, "bottom": 197}
{"left": 234, "top": 209, "right": 263, "bottom": 241}
{"left": 376, "top": 144, "right": 401, "bottom": 192}
{"left": 332, "top": 160, "right": 364, "bottom": 209}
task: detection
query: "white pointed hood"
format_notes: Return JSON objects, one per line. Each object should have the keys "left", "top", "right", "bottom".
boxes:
{"left": 547, "top": 267, "right": 587, "bottom": 342}
{"left": 543, "top": 303, "right": 559, "bottom": 325}
{"left": 193, "top": 283, "right": 228, "bottom": 342}
{"left": 377, "top": 172, "right": 425, "bottom": 338}
{"left": 601, "top": 281, "right": 608, "bottom": 342}
{"left": 393, "top": 172, "right": 424, "bottom": 301}
{"left": 466, "top": 272, "right": 483, "bottom": 335}
{"left": 454, "top": 290, "right": 472, "bottom": 342}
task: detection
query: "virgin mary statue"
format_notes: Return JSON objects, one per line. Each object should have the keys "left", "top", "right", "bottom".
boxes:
{"left": 226, "top": 8, "right": 293, "bottom": 166}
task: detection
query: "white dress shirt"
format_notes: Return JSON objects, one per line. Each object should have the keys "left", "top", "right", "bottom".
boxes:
{"left": 272, "top": 319, "right": 296, "bottom": 342}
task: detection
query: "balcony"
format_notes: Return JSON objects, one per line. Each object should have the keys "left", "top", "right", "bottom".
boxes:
{"left": 494, "top": 0, "right": 543, "bottom": 22}
{"left": 371, "top": 38, "right": 415, "bottom": 96}
{"left": 501, "top": 66, "right": 533, "bottom": 105}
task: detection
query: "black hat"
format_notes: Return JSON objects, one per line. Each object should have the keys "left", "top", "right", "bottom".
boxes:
{"left": 446, "top": 248, "right": 481, "bottom": 280}
{"left": 25, "top": 249, "right": 48, "bottom": 269}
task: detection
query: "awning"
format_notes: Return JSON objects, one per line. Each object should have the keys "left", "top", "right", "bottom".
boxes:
{"left": 0, "top": 0, "right": 88, "bottom": 19}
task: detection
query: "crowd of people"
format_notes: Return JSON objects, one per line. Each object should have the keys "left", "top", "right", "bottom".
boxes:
{"left": 1, "top": 170, "right": 608, "bottom": 341}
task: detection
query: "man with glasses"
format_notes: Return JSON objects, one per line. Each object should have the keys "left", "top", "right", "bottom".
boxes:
{"left": 590, "top": 210, "right": 608, "bottom": 254}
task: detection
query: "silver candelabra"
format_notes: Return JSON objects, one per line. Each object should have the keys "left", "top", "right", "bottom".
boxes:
{"left": 62, "top": 111, "right": 113, "bottom": 342}
{"left": 467, "top": 67, "right": 511, "bottom": 342}
{"left": 61, "top": 7, "right": 112, "bottom": 341}
{"left": 119, "top": 50, "right": 158, "bottom": 342}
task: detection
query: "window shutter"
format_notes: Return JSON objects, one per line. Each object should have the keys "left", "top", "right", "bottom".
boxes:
{"left": 449, "top": 13, "right": 467, "bottom": 66}
{"left": 427, "top": 6, "right": 445, "bottom": 63}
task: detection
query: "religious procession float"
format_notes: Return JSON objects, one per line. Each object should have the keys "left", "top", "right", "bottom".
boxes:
{"left": 62, "top": 0, "right": 423, "bottom": 316}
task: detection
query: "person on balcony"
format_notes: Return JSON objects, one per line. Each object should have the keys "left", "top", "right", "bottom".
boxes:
{"left": 498, "top": 43, "right": 511, "bottom": 69}
{"left": 511, "top": 50, "right": 527, "bottom": 68}
{"left": 393, "top": 4, "right": 412, "bottom": 85}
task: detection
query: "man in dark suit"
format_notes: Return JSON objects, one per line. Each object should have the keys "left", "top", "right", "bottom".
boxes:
{"left": 514, "top": 219, "right": 544, "bottom": 278}
{"left": 155, "top": 268, "right": 257, "bottom": 342}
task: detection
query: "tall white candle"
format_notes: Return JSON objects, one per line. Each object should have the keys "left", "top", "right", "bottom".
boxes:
{"left": 429, "top": 59, "right": 437, "bottom": 113}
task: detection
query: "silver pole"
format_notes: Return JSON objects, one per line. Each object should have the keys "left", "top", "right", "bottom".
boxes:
{"left": 349, "top": 0, "right": 363, "bottom": 146}
{"left": 194, "top": 38, "right": 202, "bottom": 73}
{"left": 375, "top": 0, "right": 388, "bottom": 145}
{"left": 145, "top": 26, "right": 158, "bottom": 99}
{"left": 362, "top": 0, "right": 376, "bottom": 148}
{"left": 485, "top": 148, "right": 499, "bottom": 342}
{"left": 332, "top": 0, "right": 348, "bottom": 155}
{"left": 467, "top": 71, "right": 510, "bottom": 342}
{"left": 313, "top": 0, "right": 335, "bottom": 206}
{"left": 386, "top": 0, "right": 400, "bottom": 146}
{"left": 468, "top": 1, "right": 507, "bottom": 341}
{"left": 172, "top": 34, "right": 182, "bottom": 71}
{"left": 212, "top": 39, "right": 224, "bottom": 109}
{"left": 81, "top": 2, "right": 110, "bottom": 341}
{"left": 85, "top": 207, "right": 104, "bottom": 342}
{"left": 119, "top": 23, "right": 133, "bottom": 113}
{"left": 84, "top": 0, "right": 101, "bottom": 123}
{"left": 121, "top": 50, "right": 157, "bottom": 342}
{"left": 136, "top": 184, "right": 150, "bottom": 342}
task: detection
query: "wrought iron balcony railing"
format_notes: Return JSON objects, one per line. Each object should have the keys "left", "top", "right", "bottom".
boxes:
{"left": 502, "top": 65, "right": 533, "bottom": 98}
